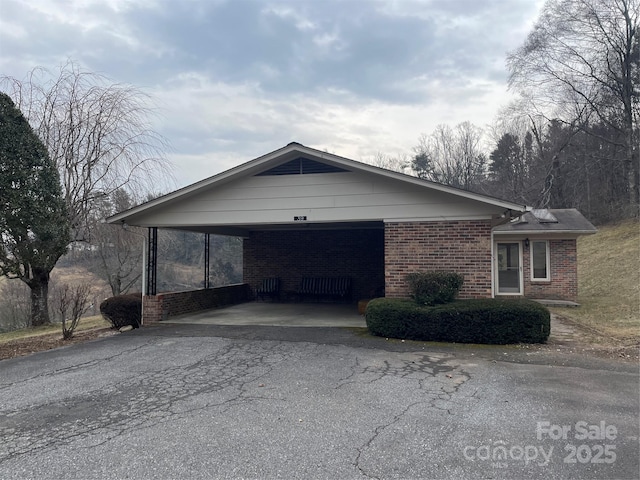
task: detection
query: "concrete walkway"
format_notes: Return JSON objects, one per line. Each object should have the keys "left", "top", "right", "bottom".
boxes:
{"left": 165, "top": 303, "right": 582, "bottom": 346}
{"left": 164, "top": 301, "right": 367, "bottom": 328}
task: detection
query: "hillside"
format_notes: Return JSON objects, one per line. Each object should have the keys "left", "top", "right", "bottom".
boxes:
{"left": 554, "top": 219, "right": 640, "bottom": 345}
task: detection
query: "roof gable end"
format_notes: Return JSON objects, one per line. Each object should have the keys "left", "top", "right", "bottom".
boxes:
{"left": 107, "top": 142, "right": 527, "bottom": 225}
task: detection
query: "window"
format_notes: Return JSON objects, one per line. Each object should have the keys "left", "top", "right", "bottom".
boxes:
{"left": 531, "top": 240, "right": 550, "bottom": 281}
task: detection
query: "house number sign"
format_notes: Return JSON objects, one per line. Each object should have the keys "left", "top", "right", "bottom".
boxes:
{"left": 294, "top": 216, "right": 307, "bottom": 221}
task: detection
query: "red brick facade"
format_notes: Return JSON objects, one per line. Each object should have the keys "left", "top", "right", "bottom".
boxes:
{"left": 522, "top": 239, "right": 577, "bottom": 301}
{"left": 142, "top": 284, "right": 250, "bottom": 323}
{"left": 384, "top": 221, "right": 493, "bottom": 299}
{"left": 243, "top": 229, "right": 385, "bottom": 301}
{"left": 143, "top": 223, "right": 579, "bottom": 324}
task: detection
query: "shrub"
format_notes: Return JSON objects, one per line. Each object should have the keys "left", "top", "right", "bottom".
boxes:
{"left": 99, "top": 293, "right": 142, "bottom": 329}
{"left": 52, "top": 283, "right": 92, "bottom": 339}
{"left": 406, "top": 271, "right": 464, "bottom": 306}
{"left": 365, "top": 297, "right": 550, "bottom": 344}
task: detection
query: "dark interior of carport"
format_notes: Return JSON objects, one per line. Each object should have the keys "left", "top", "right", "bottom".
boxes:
{"left": 146, "top": 221, "right": 386, "bottom": 304}
{"left": 243, "top": 222, "right": 385, "bottom": 302}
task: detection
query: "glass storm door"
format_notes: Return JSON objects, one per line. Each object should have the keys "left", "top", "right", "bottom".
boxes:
{"left": 496, "top": 242, "right": 522, "bottom": 294}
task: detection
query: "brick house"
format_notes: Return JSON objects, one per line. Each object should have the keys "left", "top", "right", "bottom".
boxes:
{"left": 107, "top": 143, "right": 596, "bottom": 323}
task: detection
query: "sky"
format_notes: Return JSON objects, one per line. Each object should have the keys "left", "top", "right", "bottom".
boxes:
{"left": 0, "top": 0, "right": 544, "bottom": 189}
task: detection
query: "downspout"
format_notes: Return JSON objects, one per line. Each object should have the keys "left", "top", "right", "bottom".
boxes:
{"left": 204, "top": 233, "right": 210, "bottom": 289}
{"left": 141, "top": 238, "right": 146, "bottom": 326}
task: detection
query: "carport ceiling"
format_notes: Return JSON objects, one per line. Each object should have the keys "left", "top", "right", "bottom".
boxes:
{"left": 166, "top": 220, "right": 384, "bottom": 237}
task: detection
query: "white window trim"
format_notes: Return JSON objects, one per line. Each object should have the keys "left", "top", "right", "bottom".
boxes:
{"left": 530, "top": 240, "right": 550, "bottom": 282}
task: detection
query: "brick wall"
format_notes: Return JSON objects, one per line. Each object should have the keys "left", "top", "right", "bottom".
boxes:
{"left": 142, "top": 284, "right": 251, "bottom": 324}
{"left": 243, "top": 228, "right": 385, "bottom": 301}
{"left": 523, "top": 239, "right": 578, "bottom": 301}
{"left": 384, "top": 221, "right": 493, "bottom": 299}
{"left": 242, "top": 223, "right": 577, "bottom": 304}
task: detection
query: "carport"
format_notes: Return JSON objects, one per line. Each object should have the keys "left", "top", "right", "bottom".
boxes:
{"left": 106, "top": 142, "right": 526, "bottom": 324}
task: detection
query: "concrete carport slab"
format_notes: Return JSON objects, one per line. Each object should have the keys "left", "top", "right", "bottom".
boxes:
{"left": 163, "top": 302, "right": 367, "bottom": 328}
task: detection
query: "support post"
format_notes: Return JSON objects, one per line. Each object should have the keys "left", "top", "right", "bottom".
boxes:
{"left": 147, "top": 227, "right": 158, "bottom": 296}
{"left": 204, "top": 233, "right": 211, "bottom": 289}
{"left": 141, "top": 239, "right": 147, "bottom": 296}
{"left": 140, "top": 237, "right": 146, "bottom": 326}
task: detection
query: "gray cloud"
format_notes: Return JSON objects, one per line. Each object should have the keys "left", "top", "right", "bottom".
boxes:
{"left": 0, "top": 0, "right": 543, "bottom": 187}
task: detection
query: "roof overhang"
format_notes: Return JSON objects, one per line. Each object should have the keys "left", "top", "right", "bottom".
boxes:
{"left": 493, "top": 231, "right": 597, "bottom": 240}
{"left": 492, "top": 209, "right": 597, "bottom": 238}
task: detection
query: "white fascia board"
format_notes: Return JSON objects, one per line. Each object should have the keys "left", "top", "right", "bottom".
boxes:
{"left": 383, "top": 215, "right": 495, "bottom": 223}
{"left": 493, "top": 230, "right": 597, "bottom": 238}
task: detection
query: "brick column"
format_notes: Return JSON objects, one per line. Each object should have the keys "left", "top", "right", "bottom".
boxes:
{"left": 142, "top": 295, "right": 163, "bottom": 324}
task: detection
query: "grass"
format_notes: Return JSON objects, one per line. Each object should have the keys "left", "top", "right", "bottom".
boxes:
{"left": 550, "top": 219, "right": 640, "bottom": 344}
{"left": 0, "top": 265, "right": 113, "bottom": 344}
{"left": 0, "top": 315, "right": 111, "bottom": 344}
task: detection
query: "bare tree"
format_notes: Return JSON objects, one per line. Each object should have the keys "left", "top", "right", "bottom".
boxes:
{"left": 454, "top": 122, "right": 487, "bottom": 191}
{"left": 51, "top": 283, "right": 91, "bottom": 339}
{"left": 412, "top": 126, "right": 455, "bottom": 183}
{"left": 1, "top": 60, "right": 173, "bottom": 242}
{"left": 412, "top": 122, "right": 487, "bottom": 191}
{"left": 492, "top": 98, "right": 593, "bottom": 208}
{"left": 96, "top": 225, "right": 145, "bottom": 296}
{"left": 508, "top": 0, "right": 640, "bottom": 210}
{"left": 363, "top": 152, "right": 412, "bottom": 174}
{"left": 89, "top": 190, "right": 144, "bottom": 296}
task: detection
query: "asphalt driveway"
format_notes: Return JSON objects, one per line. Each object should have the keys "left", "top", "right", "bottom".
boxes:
{"left": 1, "top": 324, "right": 638, "bottom": 480}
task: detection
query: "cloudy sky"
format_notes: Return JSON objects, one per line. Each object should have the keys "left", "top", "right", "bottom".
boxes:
{"left": 0, "top": 0, "right": 543, "bottom": 189}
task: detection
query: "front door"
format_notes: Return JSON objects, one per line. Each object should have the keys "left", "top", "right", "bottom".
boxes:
{"left": 496, "top": 242, "right": 522, "bottom": 294}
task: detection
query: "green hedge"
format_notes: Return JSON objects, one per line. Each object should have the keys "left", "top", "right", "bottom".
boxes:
{"left": 406, "top": 271, "right": 464, "bottom": 306}
{"left": 365, "top": 298, "right": 550, "bottom": 344}
{"left": 100, "top": 293, "right": 142, "bottom": 329}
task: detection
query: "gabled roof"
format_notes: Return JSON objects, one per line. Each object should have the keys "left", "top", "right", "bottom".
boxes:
{"left": 493, "top": 209, "right": 597, "bottom": 235}
{"left": 107, "top": 142, "right": 528, "bottom": 227}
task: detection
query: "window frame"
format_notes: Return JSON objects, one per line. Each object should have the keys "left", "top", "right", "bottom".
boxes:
{"left": 530, "top": 240, "right": 550, "bottom": 282}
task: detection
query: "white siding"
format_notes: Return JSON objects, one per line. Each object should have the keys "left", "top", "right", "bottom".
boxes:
{"left": 126, "top": 171, "right": 502, "bottom": 227}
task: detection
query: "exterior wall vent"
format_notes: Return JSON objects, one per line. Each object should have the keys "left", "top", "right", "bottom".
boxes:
{"left": 256, "top": 157, "right": 349, "bottom": 176}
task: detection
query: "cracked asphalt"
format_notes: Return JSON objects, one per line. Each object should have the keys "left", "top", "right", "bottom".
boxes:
{"left": 1, "top": 324, "right": 638, "bottom": 480}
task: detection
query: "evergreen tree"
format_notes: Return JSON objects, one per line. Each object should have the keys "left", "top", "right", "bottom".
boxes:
{"left": 0, "top": 93, "right": 70, "bottom": 326}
